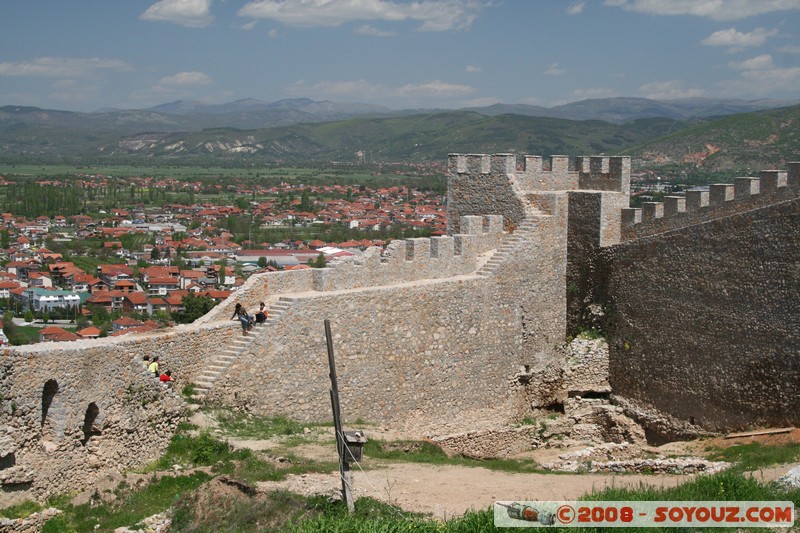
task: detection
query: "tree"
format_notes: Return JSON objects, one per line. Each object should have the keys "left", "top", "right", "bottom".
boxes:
{"left": 309, "top": 252, "right": 327, "bottom": 268}
{"left": 218, "top": 259, "right": 228, "bottom": 287}
{"left": 88, "top": 305, "right": 109, "bottom": 327}
{"left": 300, "top": 189, "right": 312, "bottom": 212}
{"left": 176, "top": 293, "right": 216, "bottom": 324}
{"left": 24, "top": 310, "right": 34, "bottom": 323}
{"left": 2, "top": 311, "right": 17, "bottom": 345}
{"left": 150, "top": 247, "right": 161, "bottom": 261}
{"left": 257, "top": 256, "right": 267, "bottom": 269}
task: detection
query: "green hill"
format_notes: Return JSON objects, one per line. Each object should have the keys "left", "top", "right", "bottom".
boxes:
{"left": 1, "top": 105, "right": 798, "bottom": 170}
{"left": 621, "top": 104, "right": 800, "bottom": 171}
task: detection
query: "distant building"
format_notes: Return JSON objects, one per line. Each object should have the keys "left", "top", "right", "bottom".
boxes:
{"left": 23, "top": 287, "right": 81, "bottom": 313}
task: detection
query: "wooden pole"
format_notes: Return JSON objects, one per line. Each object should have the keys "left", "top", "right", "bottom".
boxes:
{"left": 325, "top": 319, "right": 354, "bottom": 514}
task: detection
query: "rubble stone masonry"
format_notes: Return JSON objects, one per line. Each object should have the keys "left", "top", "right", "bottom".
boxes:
{"left": 1, "top": 152, "right": 797, "bottom": 505}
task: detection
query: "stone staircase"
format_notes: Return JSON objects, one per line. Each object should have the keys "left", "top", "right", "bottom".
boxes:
{"left": 191, "top": 298, "right": 293, "bottom": 400}
{"left": 476, "top": 212, "right": 548, "bottom": 277}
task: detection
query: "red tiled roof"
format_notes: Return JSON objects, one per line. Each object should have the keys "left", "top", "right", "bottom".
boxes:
{"left": 40, "top": 326, "right": 68, "bottom": 335}
{"left": 113, "top": 316, "right": 144, "bottom": 327}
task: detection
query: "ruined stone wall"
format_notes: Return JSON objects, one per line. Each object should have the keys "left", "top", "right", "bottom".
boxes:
{"left": 0, "top": 321, "right": 239, "bottom": 505}
{"left": 597, "top": 196, "right": 800, "bottom": 431}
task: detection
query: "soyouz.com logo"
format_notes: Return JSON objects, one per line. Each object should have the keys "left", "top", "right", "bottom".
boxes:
{"left": 493, "top": 501, "right": 795, "bottom": 528}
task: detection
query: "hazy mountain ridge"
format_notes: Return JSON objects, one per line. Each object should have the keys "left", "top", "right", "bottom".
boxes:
{"left": 2, "top": 96, "right": 796, "bottom": 133}
{"left": 1, "top": 99, "right": 798, "bottom": 170}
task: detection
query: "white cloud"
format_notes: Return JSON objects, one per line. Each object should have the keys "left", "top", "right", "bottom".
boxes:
{"left": 158, "top": 71, "right": 213, "bottom": 86}
{"left": 545, "top": 63, "right": 566, "bottom": 76}
{"left": 461, "top": 97, "right": 501, "bottom": 107}
{"left": 356, "top": 24, "right": 397, "bottom": 36}
{"left": 638, "top": 80, "right": 705, "bottom": 99}
{"left": 701, "top": 27, "right": 778, "bottom": 51}
{"left": 465, "top": 65, "right": 482, "bottom": 73}
{"left": 396, "top": 80, "right": 474, "bottom": 97}
{"left": 730, "top": 54, "right": 775, "bottom": 70}
{"left": 268, "top": 29, "right": 279, "bottom": 38}
{"left": 0, "top": 57, "right": 130, "bottom": 77}
{"left": 725, "top": 53, "right": 800, "bottom": 94}
{"left": 567, "top": 1, "right": 586, "bottom": 15}
{"left": 141, "top": 0, "right": 213, "bottom": 28}
{"left": 129, "top": 71, "right": 214, "bottom": 103}
{"left": 240, "top": 20, "right": 258, "bottom": 30}
{"left": 286, "top": 78, "right": 474, "bottom": 101}
{"left": 604, "top": 0, "right": 800, "bottom": 21}
{"left": 778, "top": 44, "right": 800, "bottom": 53}
{"left": 239, "top": 0, "right": 485, "bottom": 31}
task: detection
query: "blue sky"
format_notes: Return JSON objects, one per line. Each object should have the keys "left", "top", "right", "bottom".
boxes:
{"left": 2, "top": 0, "right": 799, "bottom": 112}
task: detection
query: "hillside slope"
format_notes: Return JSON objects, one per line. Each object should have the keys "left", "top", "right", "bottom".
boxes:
{"left": 623, "top": 104, "right": 800, "bottom": 171}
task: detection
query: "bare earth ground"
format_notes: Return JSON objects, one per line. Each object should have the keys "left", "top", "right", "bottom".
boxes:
{"left": 186, "top": 409, "right": 800, "bottom": 521}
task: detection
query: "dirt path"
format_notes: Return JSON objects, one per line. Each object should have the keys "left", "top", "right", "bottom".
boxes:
{"left": 192, "top": 411, "right": 800, "bottom": 521}
{"left": 257, "top": 463, "right": 694, "bottom": 520}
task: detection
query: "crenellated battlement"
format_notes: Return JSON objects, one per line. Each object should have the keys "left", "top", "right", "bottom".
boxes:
{"left": 621, "top": 163, "right": 799, "bottom": 240}
{"left": 576, "top": 156, "right": 631, "bottom": 193}
{"left": 233, "top": 215, "right": 505, "bottom": 299}
{"left": 448, "top": 153, "right": 631, "bottom": 194}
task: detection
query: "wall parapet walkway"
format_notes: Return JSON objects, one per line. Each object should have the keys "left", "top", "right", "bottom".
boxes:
{"left": 201, "top": 215, "right": 505, "bottom": 323}
{"left": 621, "top": 163, "right": 799, "bottom": 240}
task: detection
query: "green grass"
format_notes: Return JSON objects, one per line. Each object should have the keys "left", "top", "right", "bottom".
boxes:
{"left": 10, "top": 325, "right": 45, "bottom": 345}
{"left": 32, "top": 412, "right": 800, "bottom": 531}
{"left": 42, "top": 470, "right": 800, "bottom": 533}
{"left": 706, "top": 442, "right": 800, "bottom": 472}
{"left": 42, "top": 472, "right": 212, "bottom": 533}
{"left": 214, "top": 410, "right": 331, "bottom": 440}
{"left": 140, "top": 428, "right": 338, "bottom": 485}
{"left": 287, "top": 470, "right": 800, "bottom": 532}
{"left": 144, "top": 432, "right": 244, "bottom": 472}
{"left": 171, "top": 488, "right": 316, "bottom": 532}
{"left": 0, "top": 499, "right": 43, "bottom": 519}
{"left": 216, "top": 411, "right": 305, "bottom": 439}
{"left": 211, "top": 450, "right": 338, "bottom": 485}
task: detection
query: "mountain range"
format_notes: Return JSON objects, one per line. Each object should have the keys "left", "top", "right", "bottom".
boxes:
{"left": 1, "top": 97, "right": 798, "bottom": 171}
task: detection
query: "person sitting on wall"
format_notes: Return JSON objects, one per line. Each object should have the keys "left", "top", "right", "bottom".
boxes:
{"left": 232, "top": 303, "right": 253, "bottom": 335}
{"left": 255, "top": 302, "right": 268, "bottom": 324}
{"left": 142, "top": 355, "right": 150, "bottom": 370}
{"left": 148, "top": 356, "right": 160, "bottom": 377}
{"left": 159, "top": 370, "right": 175, "bottom": 383}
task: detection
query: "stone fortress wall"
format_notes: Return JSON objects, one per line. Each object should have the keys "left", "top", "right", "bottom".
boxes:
{"left": 1, "top": 151, "right": 797, "bottom": 505}
{"left": 592, "top": 164, "right": 800, "bottom": 433}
